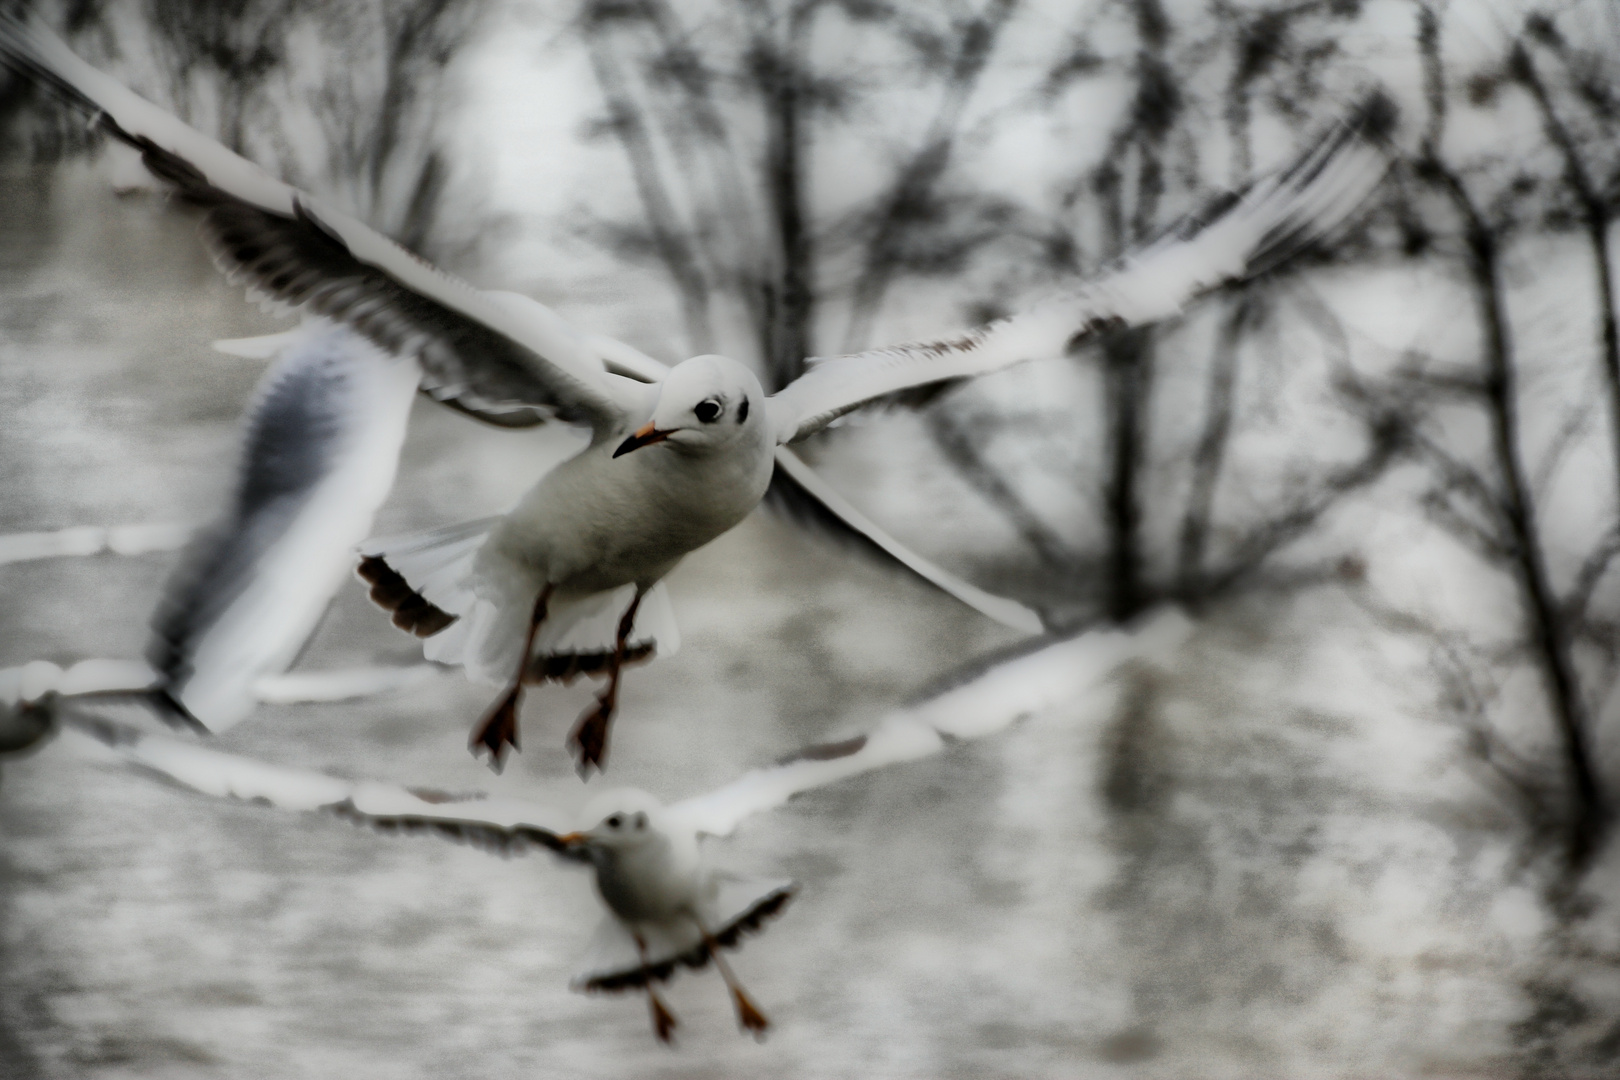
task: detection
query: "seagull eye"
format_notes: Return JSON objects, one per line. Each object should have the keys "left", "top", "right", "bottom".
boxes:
{"left": 606, "top": 814, "right": 623, "bottom": 829}
{"left": 737, "top": 397, "right": 749, "bottom": 423}
{"left": 694, "top": 399, "right": 722, "bottom": 424}
{"left": 633, "top": 812, "right": 647, "bottom": 830}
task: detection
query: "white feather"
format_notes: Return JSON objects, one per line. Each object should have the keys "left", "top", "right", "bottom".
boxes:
{"left": 212, "top": 330, "right": 303, "bottom": 359}
{"left": 171, "top": 323, "right": 421, "bottom": 729}
{"left": 768, "top": 127, "right": 1389, "bottom": 443}
{"left": 0, "top": 522, "right": 191, "bottom": 565}
{"left": 667, "top": 610, "right": 1194, "bottom": 838}
{"left": 251, "top": 665, "right": 439, "bottom": 704}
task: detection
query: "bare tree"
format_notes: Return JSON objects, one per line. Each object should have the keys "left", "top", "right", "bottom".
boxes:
{"left": 1343, "top": 3, "right": 1620, "bottom": 875}
{"left": 572, "top": 0, "right": 1040, "bottom": 385}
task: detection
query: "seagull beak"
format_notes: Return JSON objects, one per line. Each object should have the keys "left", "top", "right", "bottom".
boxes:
{"left": 613, "top": 422, "right": 673, "bottom": 458}
{"left": 557, "top": 831, "right": 588, "bottom": 849}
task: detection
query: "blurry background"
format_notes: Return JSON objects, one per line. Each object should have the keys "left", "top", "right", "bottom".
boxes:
{"left": 4, "top": 0, "right": 1620, "bottom": 1075}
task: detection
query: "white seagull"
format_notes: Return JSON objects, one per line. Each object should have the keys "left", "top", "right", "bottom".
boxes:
{"left": 59, "top": 611, "right": 1191, "bottom": 1044}
{"left": 0, "top": 14, "right": 1389, "bottom": 773}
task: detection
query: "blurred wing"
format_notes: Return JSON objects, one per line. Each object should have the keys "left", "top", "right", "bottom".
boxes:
{"left": 668, "top": 609, "right": 1194, "bottom": 837}
{"left": 0, "top": 14, "right": 632, "bottom": 434}
{"left": 0, "top": 522, "right": 191, "bottom": 566}
{"left": 766, "top": 448, "right": 1042, "bottom": 634}
{"left": 147, "top": 321, "right": 418, "bottom": 730}
{"left": 768, "top": 106, "right": 1391, "bottom": 443}
{"left": 61, "top": 711, "right": 583, "bottom": 858}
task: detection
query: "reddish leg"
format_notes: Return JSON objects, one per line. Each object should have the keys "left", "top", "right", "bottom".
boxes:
{"left": 696, "top": 919, "right": 770, "bottom": 1040}
{"left": 469, "top": 584, "right": 553, "bottom": 772}
{"left": 567, "top": 588, "right": 645, "bottom": 776}
{"left": 634, "top": 932, "right": 678, "bottom": 1045}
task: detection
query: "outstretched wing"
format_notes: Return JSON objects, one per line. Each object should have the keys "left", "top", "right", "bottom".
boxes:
{"left": 61, "top": 710, "right": 584, "bottom": 859}
{"left": 148, "top": 321, "right": 419, "bottom": 730}
{"left": 667, "top": 609, "right": 1193, "bottom": 838}
{"left": 0, "top": 14, "right": 635, "bottom": 436}
{"left": 767, "top": 101, "right": 1393, "bottom": 444}
{"left": 766, "top": 448, "right": 1043, "bottom": 634}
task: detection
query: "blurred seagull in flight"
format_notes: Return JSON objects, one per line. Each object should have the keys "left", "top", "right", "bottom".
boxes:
{"left": 0, "top": 14, "right": 1390, "bottom": 773}
{"left": 61, "top": 611, "right": 1191, "bottom": 1044}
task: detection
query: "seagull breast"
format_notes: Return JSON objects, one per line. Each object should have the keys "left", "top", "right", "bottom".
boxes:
{"left": 589, "top": 827, "right": 706, "bottom": 924}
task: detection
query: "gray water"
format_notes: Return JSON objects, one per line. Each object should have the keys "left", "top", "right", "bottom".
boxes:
{"left": 1, "top": 167, "right": 1617, "bottom": 1079}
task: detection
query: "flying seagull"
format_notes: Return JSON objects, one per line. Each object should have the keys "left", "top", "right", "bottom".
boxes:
{"left": 60, "top": 611, "right": 1191, "bottom": 1044}
{"left": 0, "top": 14, "right": 1390, "bottom": 774}
{"left": 0, "top": 14, "right": 1042, "bottom": 766}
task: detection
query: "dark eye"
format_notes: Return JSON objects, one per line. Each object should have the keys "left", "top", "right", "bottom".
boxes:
{"left": 633, "top": 812, "right": 647, "bottom": 830}
{"left": 694, "top": 399, "right": 722, "bottom": 424}
{"left": 606, "top": 814, "right": 623, "bottom": 829}
{"left": 737, "top": 397, "right": 749, "bottom": 423}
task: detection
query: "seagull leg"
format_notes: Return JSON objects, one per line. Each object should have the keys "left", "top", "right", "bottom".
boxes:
{"left": 469, "top": 584, "right": 553, "bottom": 772}
{"left": 696, "top": 919, "right": 770, "bottom": 1040}
{"left": 567, "top": 587, "right": 644, "bottom": 776}
{"left": 634, "top": 932, "right": 678, "bottom": 1045}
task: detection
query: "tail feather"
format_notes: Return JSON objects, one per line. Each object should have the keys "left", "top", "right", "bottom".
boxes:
{"left": 360, "top": 525, "right": 680, "bottom": 686}
{"left": 357, "top": 555, "right": 458, "bottom": 637}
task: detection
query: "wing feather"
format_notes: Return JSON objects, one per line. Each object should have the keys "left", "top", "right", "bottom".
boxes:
{"left": 667, "top": 610, "right": 1193, "bottom": 837}
{"left": 146, "top": 321, "right": 419, "bottom": 730}
{"left": 0, "top": 14, "right": 630, "bottom": 434}
{"left": 768, "top": 103, "right": 1392, "bottom": 443}
{"left": 62, "top": 710, "right": 582, "bottom": 858}
{"left": 767, "top": 448, "right": 1043, "bottom": 634}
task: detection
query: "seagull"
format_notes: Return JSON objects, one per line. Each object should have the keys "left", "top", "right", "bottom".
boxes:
{"left": 0, "top": 14, "right": 1390, "bottom": 774}
{"left": 0, "top": 16, "right": 1043, "bottom": 767}
{"left": 59, "top": 611, "right": 1191, "bottom": 1044}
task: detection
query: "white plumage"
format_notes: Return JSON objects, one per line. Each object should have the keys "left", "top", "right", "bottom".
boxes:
{"left": 60, "top": 610, "right": 1190, "bottom": 1043}
{"left": 0, "top": 13, "right": 1387, "bottom": 774}
{"left": 149, "top": 319, "right": 421, "bottom": 729}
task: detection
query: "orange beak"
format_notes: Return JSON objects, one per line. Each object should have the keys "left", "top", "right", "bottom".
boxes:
{"left": 613, "top": 421, "right": 673, "bottom": 458}
{"left": 557, "top": 831, "right": 588, "bottom": 848}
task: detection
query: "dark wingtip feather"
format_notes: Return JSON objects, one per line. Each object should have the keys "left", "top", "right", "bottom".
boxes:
{"left": 143, "top": 686, "right": 210, "bottom": 734}
{"left": 776, "top": 734, "right": 867, "bottom": 766}
{"left": 524, "top": 644, "right": 655, "bottom": 686}
{"left": 579, "top": 885, "right": 799, "bottom": 994}
{"left": 357, "top": 555, "right": 459, "bottom": 638}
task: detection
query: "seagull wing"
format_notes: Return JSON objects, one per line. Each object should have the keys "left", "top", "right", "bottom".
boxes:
{"left": 766, "top": 103, "right": 1391, "bottom": 444}
{"left": 147, "top": 321, "right": 420, "bottom": 731}
{"left": 0, "top": 14, "right": 634, "bottom": 436}
{"left": 766, "top": 448, "right": 1043, "bottom": 634}
{"left": 62, "top": 710, "right": 584, "bottom": 859}
{"left": 538, "top": 316, "right": 1046, "bottom": 635}
{"left": 666, "top": 609, "right": 1193, "bottom": 838}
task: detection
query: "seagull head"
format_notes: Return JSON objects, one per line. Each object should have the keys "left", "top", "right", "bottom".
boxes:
{"left": 560, "top": 787, "right": 668, "bottom": 854}
{"left": 613, "top": 355, "right": 766, "bottom": 458}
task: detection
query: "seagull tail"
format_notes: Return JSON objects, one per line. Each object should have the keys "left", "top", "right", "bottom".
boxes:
{"left": 357, "top": 519, "right": 495, "bottom": 639}
{"left": 358, "top": 525, "right": 681, "bottom": 687}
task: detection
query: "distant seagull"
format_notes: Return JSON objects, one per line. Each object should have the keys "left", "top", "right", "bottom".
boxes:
{"left": 62, "top": 612, "right": 1191, "bottom": 1044}
{"left": 0, "top": 15, "right": 1390, "bottom": 773}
